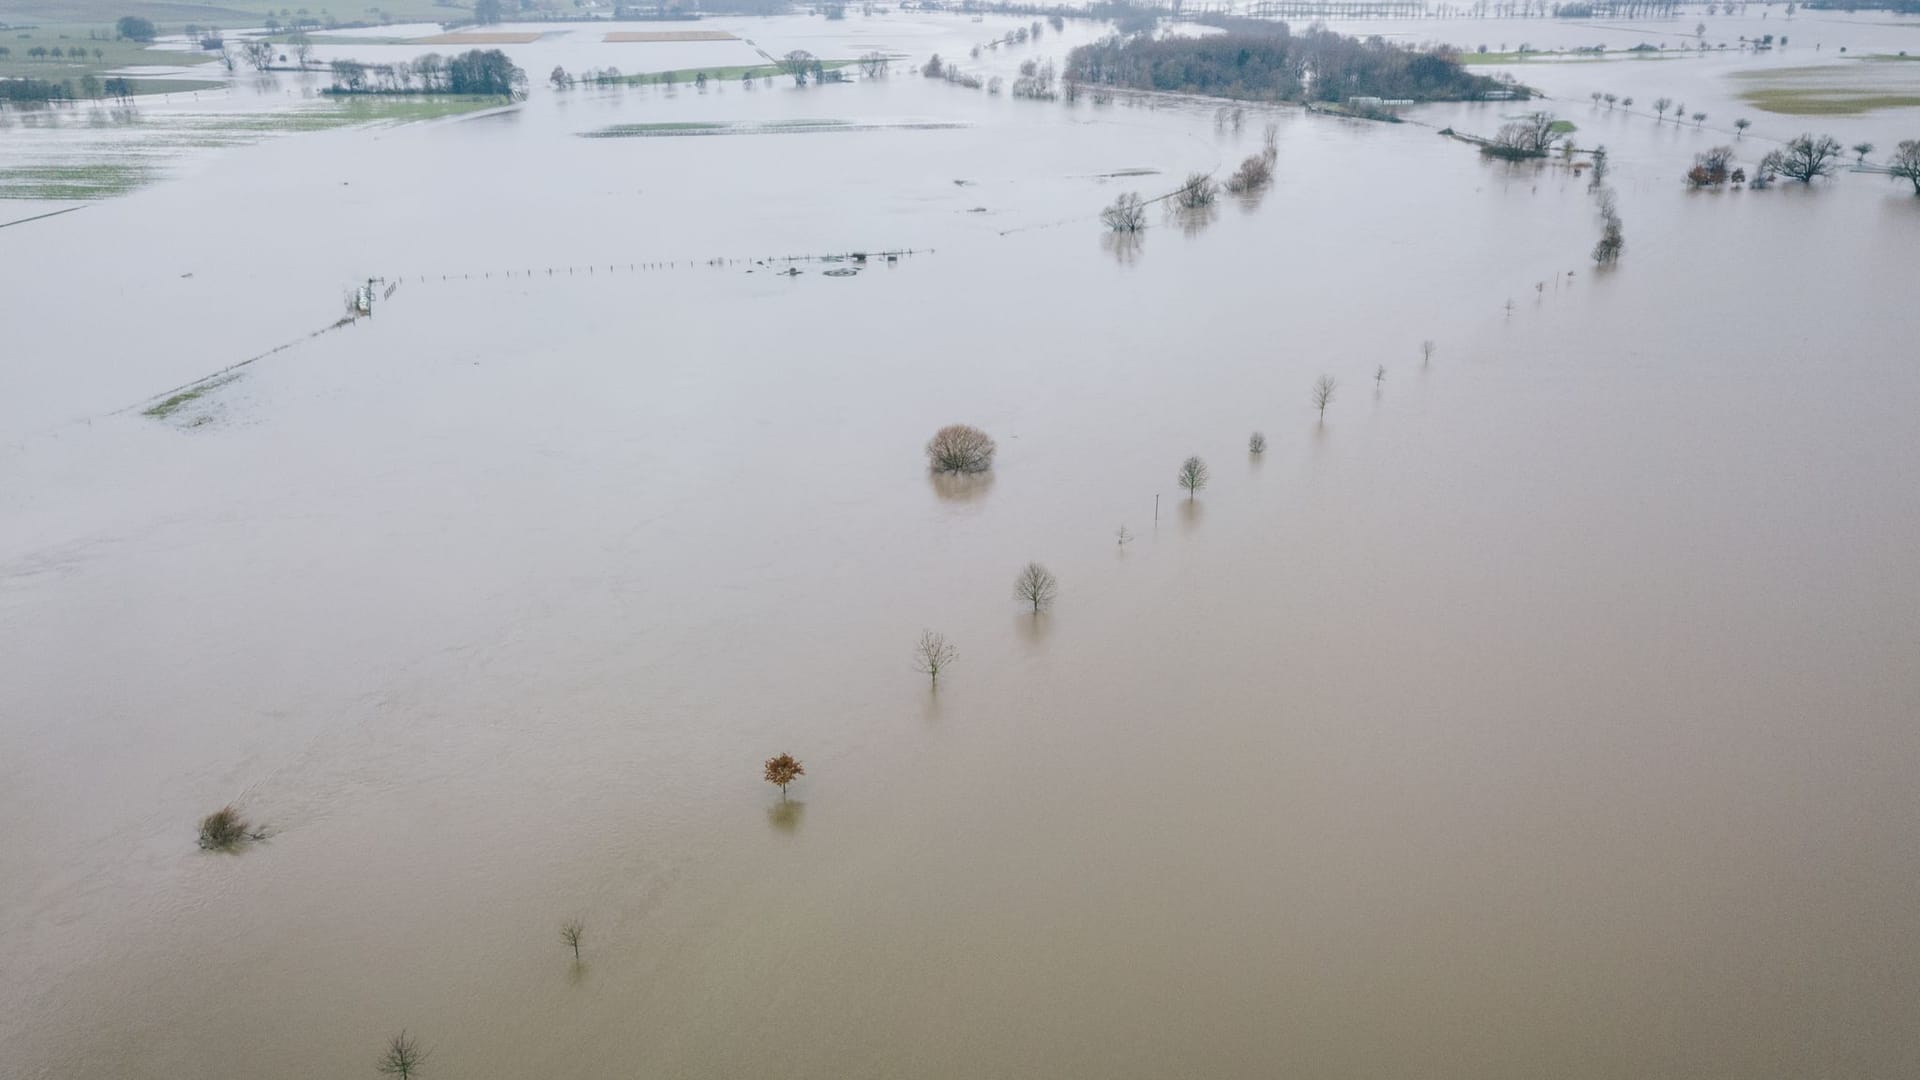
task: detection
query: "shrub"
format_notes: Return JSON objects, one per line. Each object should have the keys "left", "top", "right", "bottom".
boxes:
{"left": 925, "top": 424, "right": 996, "bottom": 473}
{"left": 197, "top": 805, "right": 260, "bottom": 851}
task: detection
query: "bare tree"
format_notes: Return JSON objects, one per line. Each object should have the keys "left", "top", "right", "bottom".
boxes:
{"left": 1247, "top": 431, "right": 1267, "bottom": 454}
{"left": 1115, "top": 526, "right": 1133, "bottom": 545}
{"left": 1485, "top": 112, "right": 1557, "bottom": 158}
{"left": 1734, "top": 117, "right": 1751, "bottom": 137}
{"left": 560, "top": 919, "right": 584, "bottom": 962}
{"left": 241, "top": 39, "right": 274, "bottom": 71}
{"left": 1014, "top": 562, "right": 1057, "bottom": 613}
{"left": 764, "top": 753, "right": 805, "bottom": 798}
{"left": 1311, "top": 375, "right": 1337, "bottom": 420}
{"left": 1420, "top": 339, "right": 1436, "bottom": 366}
{"left": 1692, "top": 111, "right": 1707, "bottom": 127}
{"left": 925, "top": 424, "right": 996, "bottom": 473}
{"left": 290, "top": 33, "right": 313, "bottom": 69}
{"left": 912, "top": 630, "right": 956, "bottom": 685}
{"left": 1174, "top": 172, "right": 1217, "bottom": 210}
{"left": 1890, "top": 140, "right": 1920, "bottom": 195}
{"left": 1101, "top": 191, "right": 1147, "bottom": 233}
{"left": 1593, "top": 207, "right": 1625, "bottom": 263}
{"left": 377, "top": 1032, "right": 428, "bottom": 1078}
{"left": 1604, "top": 92, "right": 1618, "bottom": 110}
{"left": 1177, "top": 456, "right": 1208, "bottom": 499}
{"left": 1852, "top": 140, "right": 1875, "bottom": 164}
{"left": 1224, "top": 153, "right": 1273, "bottom": 194}
{"left": 1653, "top": 96, "right": 1672, "bottom": 121}
{"left": 1776, "top": 133, "right": 1842, "bottom": 182}
{"left": 1374, "top": 364, "right": 1386, "bottom": 388}
{"left": 859, "top": 51, "right": 890, "bottom": 78}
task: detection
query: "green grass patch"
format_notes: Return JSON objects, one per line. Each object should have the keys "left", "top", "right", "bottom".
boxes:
{"left": 142, "top": 372, "right": 238, "bottom": 420}
{"left": 1548, "top": 118, "right": 1576, "bottom": 134}
{"left": 1733, "top": 61, "right": 1920, "bottom": 115}
{"left": 1739, "top": 87, "right": 1920, "bottom": 114}
{"left": 0, "top": 0, "right": 464, "bottom": 30}
{"left": 1, "top": 95, "right": 499, "bottom": 199}
{"left": 0, "top": 160, "right": 154, "bottom": 198}
{"left": 0, "top": 30, "right": 216, "bottom": 81}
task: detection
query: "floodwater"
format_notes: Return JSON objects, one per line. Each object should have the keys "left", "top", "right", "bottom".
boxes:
{"left": 4, "top": 9, "right": 1920, "bottom": 1079}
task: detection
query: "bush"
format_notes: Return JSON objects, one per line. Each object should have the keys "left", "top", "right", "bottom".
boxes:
{"left": 925, "top": 424, "right": 996, "bottom": 473}
{"left": 1101, "top": 191, "right": 1147, "bottom": 233}
{"left": 1174, "top": 172, "right": 1218, "bottom": 209}
{"left": 116, "top": 15, "right": 157, "bottom": 43}
{"left": 197, "top": 805, "right": 261, "bottom": 851}
{"left": 1225, "top": 153, "right": 1274, "bottom": 194}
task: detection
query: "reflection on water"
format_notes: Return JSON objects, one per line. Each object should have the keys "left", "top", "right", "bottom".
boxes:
{"left": 927, "top": 470, "right": 994, "bottom": 502}
{"left": 1100, "top": 230, "right": 1143, "bottom": 266}
{"left": 766, "top": 799, "right": 805, "bottom": 834}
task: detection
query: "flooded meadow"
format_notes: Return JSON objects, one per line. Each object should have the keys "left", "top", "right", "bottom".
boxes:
{"left": 4, "top": 6, "right": 1920, "bottom": 1078}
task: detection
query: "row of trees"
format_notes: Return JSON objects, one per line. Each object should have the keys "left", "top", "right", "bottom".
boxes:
{"left": 3, "top": 46, "right": 108, "bottom": 61}
{"left": 328, "top": 49, "right": 527, "bottom": 96}
{"left": 0, "top": 75, "right": 137, "bottom": 103}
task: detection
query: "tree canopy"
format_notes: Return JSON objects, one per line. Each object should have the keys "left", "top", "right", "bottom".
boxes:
{"left": 1064, "top": 23, "right": 1513, "bottom": 104}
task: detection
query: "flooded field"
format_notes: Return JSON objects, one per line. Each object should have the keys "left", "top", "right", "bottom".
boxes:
{"left": 4, "top": 6, "right": 1920, "bottom": 1079}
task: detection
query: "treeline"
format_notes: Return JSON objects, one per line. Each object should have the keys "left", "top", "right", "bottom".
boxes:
{"left": 1, "top": 75, "right": 137, "bottom": 103}
{"left": 1805, "top": 0, "right": 1920, "bottom": 10}
{"left": 1064, "top": 23, "right": 1513, "bottom": 104}
{"left": 327, "top": 49, "right": 526, "bottom": 97}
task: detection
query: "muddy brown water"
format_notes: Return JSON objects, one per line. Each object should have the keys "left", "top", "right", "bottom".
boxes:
{"left": 3, "top": 11, "right": 1920, "bottom": 1079}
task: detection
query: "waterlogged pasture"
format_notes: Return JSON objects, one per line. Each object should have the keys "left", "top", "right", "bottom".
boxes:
{"left": 3, "top": 9, "right": 1920, "bottom": 1080}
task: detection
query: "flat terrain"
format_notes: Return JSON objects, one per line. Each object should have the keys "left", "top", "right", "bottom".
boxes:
{"left": 418, "top": 31, "right": 544, "bottom": 44}
{"left": 604, "top": 30, "right": 738, "bottom": 43}
{"left": 0, "top": 27, "right": 214, "bottom": 81}
{"left": 0, "top": 0, "right": 464, "bottom": 28}
{"left": 4, "top": 9, "right": 1920, "bottom": 1080}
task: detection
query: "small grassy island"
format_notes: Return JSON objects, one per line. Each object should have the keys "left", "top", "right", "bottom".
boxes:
{"left": 1065, "top": 21, "right": 1524, "bottom": 106}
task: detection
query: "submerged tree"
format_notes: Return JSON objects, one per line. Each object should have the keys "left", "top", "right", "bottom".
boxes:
{"left": 778, "top": 50, "right": 817, "bottom": 86}
{"left": 1174, "top": 172, "right": 1218, "bottom": 209}
{"left": 1311, "top": 375, "right": 1338, "bottom": 420}
{"left": 242, "top": 40, "right": 274, "bottom": 71}
{"left": 1593, "top": 208, "right": 1625, "bottom": 263}
{"left": 1852, "top": 140, "right": 1875, "bottom": 164}
{"left": 1248, "top": 431, "right": 1267, "bottom": 454}
{"left": 1776, "top": 133, "right": 1842, "bottom": 182}
{"left": 1653, "top": 96, "right": 1672, "bottom": 121}
{"left": 764, "top": 753, "right": 805, "bottom": 798}
{"left": 912, "top": 630, "right": 957, "bottom": 686}
{"left": 1101, "top": 191, "right": 1147, "bottom": 233}
{"left": 1734, "top": 117, "right": 1751, "bottom": 137}
{"left": 560, "top": 919, "right": 584, "bottom": 962}
{"left": 1177, "top": 456, "right": 1209, "bottom": 499}
{"left": 1014, "top": 562, "right": 1058, "bottom": 613}
{"left": 925, "top": 424, "right": 995, "bottom": 473}
{"left": 1421, "top": 339, "right": 1436, "bottom": 366}
{"left": 377, "top": 1032, "right": 428, "bottom": 1078}
{"left": 1890, "top": 140, "right": 1920, "bottom": 195}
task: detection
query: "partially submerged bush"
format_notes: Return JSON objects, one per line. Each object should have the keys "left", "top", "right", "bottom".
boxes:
{"left": 1101, "top": 191, "right": 1147, "bottom": 233}
{"left": 1225, "top": 153, "right": 1274, "bottom": 194}
{"left": 1174, "top": 171, "right": 1218, "bottom": 210}
{"left": 197, "top": 805, "right": 263, "bottom": 851}
{"left": 926, "top": 424, "right": 996, "bottom": 474}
